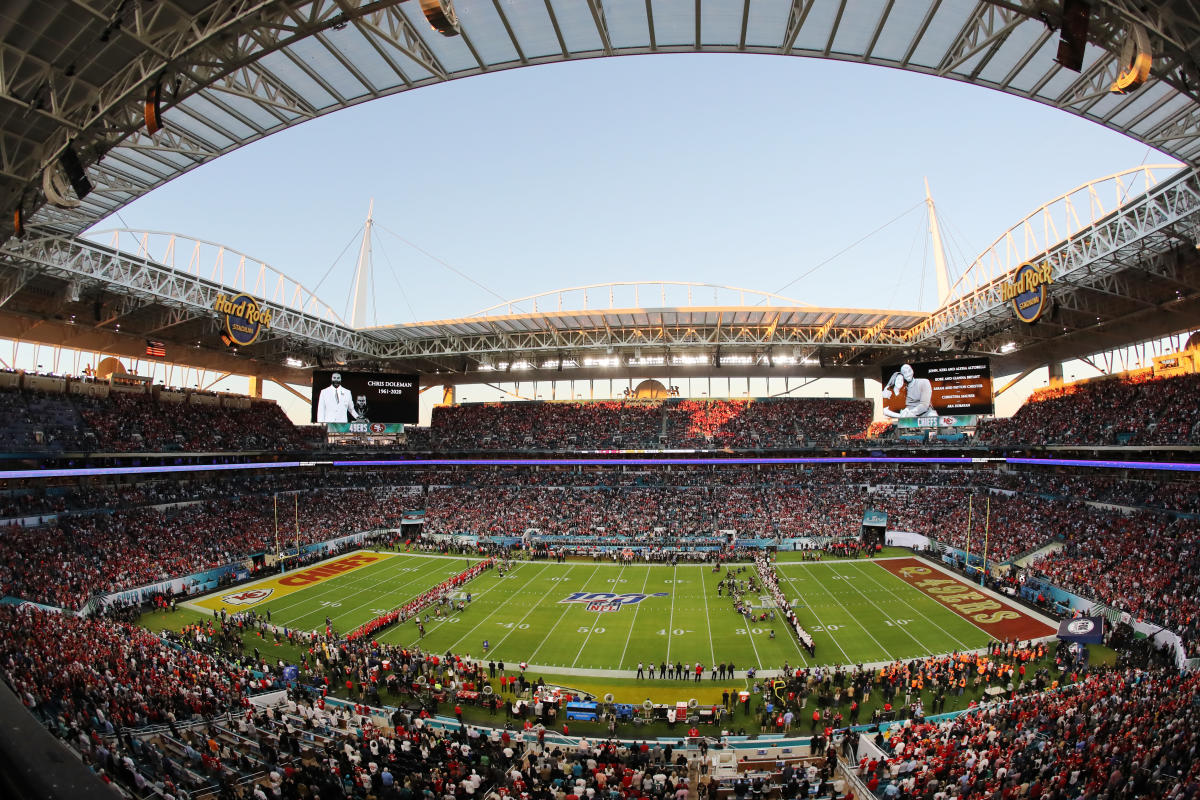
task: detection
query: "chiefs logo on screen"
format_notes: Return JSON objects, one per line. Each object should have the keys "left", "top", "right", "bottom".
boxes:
{"left": 370, "top": 422, "right": 386, "bottom": 433}
{"left": 221, "top": 588, "right": 274, "bottom": 605}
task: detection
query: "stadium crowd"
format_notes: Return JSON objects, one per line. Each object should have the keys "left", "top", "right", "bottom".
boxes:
{"left": 871, "top": 665, "right": 1200, "bottom": 800}
{"left": 977, "top": 371, "right": 1200, "bottom": 446}
{"left": 0, "top": 488, "right": 406, "bottom": 610}
{"left": 1028, "top": 512, "right": 1200, "bottom": 658}
{"left": 5, "top": 367, "right": 1200, "bottom": 453}
{"left": 75, "top": 391, "right": 311, "bottom": 452}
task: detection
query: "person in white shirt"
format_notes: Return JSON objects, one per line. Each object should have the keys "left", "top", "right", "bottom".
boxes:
{"left": 317, "top": 372, "right": 358, "bottom": 423}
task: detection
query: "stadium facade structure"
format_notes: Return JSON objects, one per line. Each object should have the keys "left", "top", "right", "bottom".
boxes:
{"left": 1, "top": 1, "right": 1199, "bottom": 390}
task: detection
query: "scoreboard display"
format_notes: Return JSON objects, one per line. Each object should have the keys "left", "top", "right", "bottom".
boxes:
{"left": 310, "top": 370, "right": 419, "bottom": 425}
{"left": 880, "top": 358, "right": 993, "bottom": 418}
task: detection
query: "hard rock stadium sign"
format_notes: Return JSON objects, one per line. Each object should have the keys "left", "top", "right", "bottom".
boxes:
{"left": 1000, "top": 261, "right": 1054, "bottom": 324}
{"left": 213, "top": 293, "right": 272, "bottom": 347}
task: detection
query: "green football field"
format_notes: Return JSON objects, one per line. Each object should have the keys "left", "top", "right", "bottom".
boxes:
{"left": 192, "top": 551, "right": 1038, "bottom": 673}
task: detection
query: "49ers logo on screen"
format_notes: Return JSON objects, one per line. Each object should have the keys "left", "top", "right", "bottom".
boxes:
{"left": 221, "top": 588, "right": 274, "bottom": 605}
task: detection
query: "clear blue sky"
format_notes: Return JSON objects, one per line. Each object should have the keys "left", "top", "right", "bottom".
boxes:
{"left": 88, "top": 53, "right": 1168, "bottom": 421}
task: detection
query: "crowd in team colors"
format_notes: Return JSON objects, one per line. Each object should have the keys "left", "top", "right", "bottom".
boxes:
{"left": 408, "top": 396, "right": 873, "bottom": 451}
{"left": 6, "top": 463, "right": 1199, "bottom": 522}
{"left": 4, "top": 368, "right": 1200, "bottom": 454}
{"left": 427, "top": 400, "right": 664, "bottom": 450}
{"left": 1029, "top": 512, "right": 1200, "bottom": 658}
{"left": 3, "top": 601, "right": 712, "bottom": 800}
{"left": 871, "top": 665, "right": 1200, "bottom": 800}
{"left": 978, "top": 371, "right": 1200, "bottom": 445}
{"left": 422, "top": 482, "right": 1085, "bottom": 562}
{"left": 74, "top": 391, "right": 315, "bottom": 452}
{"left": 3, "top": 460, "right": 1200, "bottom": 655}
{"left": 0, "top": 469, "right": 420, "bottom": 519}
{"left": 0, "top": 487, "right": 406, "bottom": 610}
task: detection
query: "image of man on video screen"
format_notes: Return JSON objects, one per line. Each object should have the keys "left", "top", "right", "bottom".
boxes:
{"left": 316, "top": 372, "right": 358, "bottom": 423}
{"left": 882, "top": 363, "right": 936, "bottom": 419}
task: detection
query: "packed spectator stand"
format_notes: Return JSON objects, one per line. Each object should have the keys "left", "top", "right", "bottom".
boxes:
{"left": 4, "top": 367, "right": 1200, "bottom": 799}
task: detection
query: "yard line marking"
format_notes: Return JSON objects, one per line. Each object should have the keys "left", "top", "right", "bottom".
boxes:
{"left": 829, "top": 564, "right": 942, "bottom": 657}
{"left": 265, "top": 555, "right": 442, "bottom": 624}
{"left": 846, "top": 561, "right": 973, "bottom": 652}
{"left": 775, "top": 568, "right": 853, "bottom": 665}
{"left": 431, "top": 562, "right": 551, "bottom": 650}
{"left": 666, "top": 564, "right": 678, "bottom": 663}
{"left": 572, "top": 563, "right": 628, "bottom": 667}
{"left": 699, "top": 565, "right": 716, "bottom": 666}
{"left": 617, "top": 565, "right": 654, "bottom": 671}
{"left": 803, "top": 563, "right": 898, "bottom": 661}
{"left": 755, "top": 561, "right": 809, "bottom": 668}
{"left": 526, "top": 562, "right": 605, "bottom": 664}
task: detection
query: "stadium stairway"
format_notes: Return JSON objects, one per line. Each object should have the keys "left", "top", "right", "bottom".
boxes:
{"left": 1012, "top": 540, "right": 1064, "bottom": 569}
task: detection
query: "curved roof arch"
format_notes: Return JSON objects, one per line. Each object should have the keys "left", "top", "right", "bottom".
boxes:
{"left": 470, "top": 282, "right": 812, "bottom": 316}
{"left": 3, "top": 0, "right": 1200, "bottom": 240}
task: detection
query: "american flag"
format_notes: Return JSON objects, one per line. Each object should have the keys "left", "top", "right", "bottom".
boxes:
{"left": 145, "top": 339, "right": 166, "bottom": 358}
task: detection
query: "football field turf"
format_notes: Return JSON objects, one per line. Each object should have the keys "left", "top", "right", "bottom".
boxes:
{"left": 187, "top": 552, "right": 1054, "bottom": 674}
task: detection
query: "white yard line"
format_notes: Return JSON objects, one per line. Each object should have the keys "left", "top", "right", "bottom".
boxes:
{"left": 616, "top": 566, "right": 655, "bottom": 670}
{"left": 437, "top": 563, "right": 551, "bottom": 650}
{"left": 845, "top": 561, "right": 974, "bottom": 651}
{"left": 804, "top": 563, "right": 898, "bottom": 661}
{"left": 775, "top": 568, "right": 854, "bottom": 665}
{"left": 699, "top": 565, "right": 717, "bottom": 666}
{"left": 525, "top": 562, "right": 605, "bottom": 663}
{"left": 571, "top": 563, "right": 628, "bottom": 667}
{"left": 665, "top": 564, "right": 678, "bottom": 663}
{"left": 828, "top": 564, "right": 944, "bottom": 657}
{"left": 755, "top": 563, "right": 809, "bottom": 668}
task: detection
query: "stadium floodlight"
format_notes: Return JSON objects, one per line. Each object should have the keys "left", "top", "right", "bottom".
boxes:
{"left": 285, "top": 357, "right": 305, "bottom": 368}
{"left": 1000, "top": 342, "right": 1017, "bottom": 354}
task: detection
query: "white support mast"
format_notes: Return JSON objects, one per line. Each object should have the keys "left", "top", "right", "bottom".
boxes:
{"left": 349, "top": 199, "right": 374, "bottom": 328}
{"left": 925, "top": 178, "right": 952, "bottom": 308}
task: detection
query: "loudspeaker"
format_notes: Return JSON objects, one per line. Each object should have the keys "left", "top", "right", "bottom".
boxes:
{"left": 145, "top": 81, "right": 164, "bottom": 134}
{"left": 1056, "top": 0, "right": 1090, "bottom": 72}
{"left": 58, "top": 145, "right": 93, "bottom": 201}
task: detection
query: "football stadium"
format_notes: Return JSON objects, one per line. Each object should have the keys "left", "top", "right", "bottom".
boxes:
{"left": 1, "top": 3, "right": 1200, "bottom": 800}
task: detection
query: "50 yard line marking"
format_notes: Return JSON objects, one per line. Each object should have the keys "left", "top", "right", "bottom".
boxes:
{"left": 666, "top": 564, "right": 678, "bottom": 663}
{"left": 572, "top": 563, "right": 628, "bottom": 667}
{"left": 527, "top": 562, "right": 605, "bottom": 664}
{"left": 698, "top": 564, "right": 716, "bottom": 666}
{"left": 617, "top": 565, "right": 654, "bottom": 671}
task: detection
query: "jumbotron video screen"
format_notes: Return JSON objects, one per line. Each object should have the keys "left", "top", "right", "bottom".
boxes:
{"left": 310, "top": 370, "right": 419, "bottom": 425}
{"left": 880, "top": 358, "right": 993, "bottom": 419}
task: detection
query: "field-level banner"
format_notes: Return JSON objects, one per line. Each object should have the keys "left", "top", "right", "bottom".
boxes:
{"left": 877, "top": 558, "right": 1055, "bottom": 641}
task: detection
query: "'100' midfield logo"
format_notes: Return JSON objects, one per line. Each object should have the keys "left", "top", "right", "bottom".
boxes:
{"left": 559, "top": 591, "right": 668, "bottom": 613}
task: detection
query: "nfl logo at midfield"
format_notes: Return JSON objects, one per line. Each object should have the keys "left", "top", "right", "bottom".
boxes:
{"left": 560, "top": 591, "right": 668, "bottom": 613}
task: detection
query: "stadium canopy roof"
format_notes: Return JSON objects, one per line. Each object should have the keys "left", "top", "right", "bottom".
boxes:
{"left": 3, "top": 0, "right": 1200, "bottom": 240}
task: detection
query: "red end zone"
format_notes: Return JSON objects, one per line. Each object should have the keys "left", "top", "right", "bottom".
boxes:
{"left": 877, "top": 558, "right": 1056, "bottom": 641}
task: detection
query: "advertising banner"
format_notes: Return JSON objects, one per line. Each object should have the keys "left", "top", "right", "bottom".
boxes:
{"left": 326, "top": 422, "right": 405, "bottom": 435}
{"left": 311, "top": 370, "right": 419, "bottom": 425}
{"left": 895, "top": 414, "right": 978, "bottom": 428}
{"left": 1056, "top": 616, "right": 1105, "bottom": 644}
{"left": 881, "top": 359, "right": 993, "bottom": 418}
